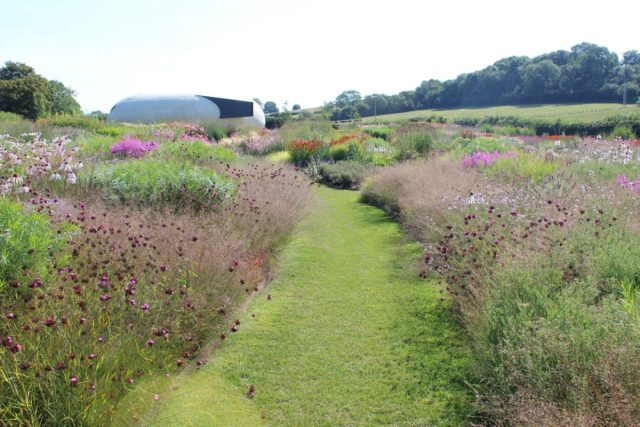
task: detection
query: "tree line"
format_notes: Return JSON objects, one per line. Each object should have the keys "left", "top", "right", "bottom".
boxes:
{"left": 0, "top": 61, "right": 82, "bottom": 119}
{"left": 325, "top": 43, "right": 640, "bottom": 120}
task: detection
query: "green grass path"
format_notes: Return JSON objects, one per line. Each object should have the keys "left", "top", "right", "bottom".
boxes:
{"left": 117, "top": 186, "right": 473, "bottom": 426}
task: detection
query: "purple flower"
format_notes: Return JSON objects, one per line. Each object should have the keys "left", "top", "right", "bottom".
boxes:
{"left": 70, "top": 375, "right": 78, "bottom": 387}
{"left": 110, "top": 138, "right": 158, "bottom": 158}
{"left": 462, "top": 151, "right": 517, "bottom": 168}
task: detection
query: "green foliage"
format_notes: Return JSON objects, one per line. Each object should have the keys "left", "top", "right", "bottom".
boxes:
{"left": 467, "top": 224, "right": 640, "bottom": 416}
{"left": 0, "top": 111, "right": 23, "bottom": 122}
{"left": 318, "top": 161, "right": 372, "bottom": 189}
{"left": 0, "top": 75, "right": 52, "bottom": 120}
{"left": 280, "top": 120, "right": 334, "bottom": 144}
{"left": 0, "top": 62, "right": 82, "bottom": 120}
{"left": 48, "top": 80, "right": 82, "bottom": 116}
{"left": 363, "top": 126, "right": 393, "bottom": 140}
{"left": 569, "top": 160, "right": 640, "bottom": 181}
{"left": 611, "top": 125, "right": 637, "bottom": 140}
{"left": 263, "top": 101, "right": 278, "bottom": 114}
{"left": 329, "top": 144, "right": 348, "bottom": 161}
{"left": 95, "top": 126, "right": 127, "bottom": 138}
{"left": 0, "top": 198, "right": 76, "bottom": 295}
{"left": 82, "top": 159, "right": 236, "bottom": 209}
{"left": 75, "top": 134, "right": 117, "bottom": 157}
{"left": 457, "top": 136, "right": 517, "bottom": 154}
{"left": 485, "top": 153, "right": 557, "bottom": 182}
{"left": 199, "top": 121, "right": 230, "bottom": 141}
{"left": 265, "top": 112, "right": 292, "bottom": 129}
{"left": 392, "top": 126, "right": 434, "bottom": 159}
{"left": 265, "top": 150, "right": 291, "bottom": 163}
{"left": 46, "top": 114, "right": 103, "bottom": 130}
{"left": 154, "top": 140, "right": 237, "bottom": 163}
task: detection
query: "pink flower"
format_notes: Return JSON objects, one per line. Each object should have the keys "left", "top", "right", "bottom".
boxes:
{"left": 110, "top": 138, "right": 158, "bottom": 158}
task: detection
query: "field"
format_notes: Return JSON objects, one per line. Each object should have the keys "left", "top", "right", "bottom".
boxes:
{"left": 361, "top": 103, "right": 640, "bottom": 124}
{"left": 1, "top": 114, "right": 640, "bottom": 426}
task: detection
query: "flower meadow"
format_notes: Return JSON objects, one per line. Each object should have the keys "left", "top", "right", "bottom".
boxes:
{"left": 362, "top": 127, "right": 640, "bottom": 425}
{"left": 0, "top": 121, "right": 311, "bottom": 425}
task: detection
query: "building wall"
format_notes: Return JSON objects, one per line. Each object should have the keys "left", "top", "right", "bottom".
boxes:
{"left": 107, "top": 95, "right": 265, "bottom": 128}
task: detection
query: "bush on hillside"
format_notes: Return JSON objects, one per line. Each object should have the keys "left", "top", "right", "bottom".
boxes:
{"left": 318, "top": 161, "right": 372, "bottom": 189}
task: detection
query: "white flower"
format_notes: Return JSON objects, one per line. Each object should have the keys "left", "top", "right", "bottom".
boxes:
{"left": 50, "top": 173, "right": 62, "bottom": 181}
{"left": 66, "top": 172, "right": 77, "bottom": 184}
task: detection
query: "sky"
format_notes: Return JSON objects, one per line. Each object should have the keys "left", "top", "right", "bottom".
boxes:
{"left": 1, "top": 0, "right": 638, "bottom": 112}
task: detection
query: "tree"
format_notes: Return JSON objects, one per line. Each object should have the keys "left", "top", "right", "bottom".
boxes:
{"left": 522, "top": 60, "right": 561, "bottom": 101}
{"left": 292, "top": 104, "right": 301, "bottom": 110}
{"left": 0, "top": 75, "right": 52, "bottom": 119}
{"left": 339, "top": 105, "right": 359, "bottom": 120}
{"left": 49, "top": 80, "right": 81, "bottom": 115}
{"left": 335, "top": 90, "right": 361, "bottom": 107}
{"left": 88, "top": 110, "right": 108, "bottom": 121}
{"left": 415, "top": 79, "right": 444, "bottom": 109}
{"left": 0, "top": 62, "right": 35, "bottom": 80}
{"left": 263, "top": 101, "right": 279, "bottom": 114}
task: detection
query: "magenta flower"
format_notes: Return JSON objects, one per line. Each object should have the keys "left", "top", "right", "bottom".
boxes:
{"left": 462, "top": 151, "right": 517, "bottom": 168}
{"left": 70, "top": 375, "right": 78, "bottom": 387}
{"left": 110, "top": 138, "right": 158, "bottom": 158}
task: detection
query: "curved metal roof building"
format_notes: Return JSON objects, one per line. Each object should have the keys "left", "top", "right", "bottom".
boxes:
{"left": 107, "top": 94, "right": 265, "bottom": 127}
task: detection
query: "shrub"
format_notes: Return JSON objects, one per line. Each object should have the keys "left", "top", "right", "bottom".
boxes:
{"left": 155, "top": 139, "right": 237, "bottom": 163}
{"left": 45, "top": 115, "right": 103, "bottom": 131}
{"left": 363, "top": 126, "right": 392, "bottom": 140}
{"left": 485, "top": 152, "right": 557, "bottom": 182}
{"left": 199, "top": 121, "right": 230, "bottom": 141}
{"left": 110, "top": 138, "right": 158, "bottom": 158}
{"left": 318, "top": 161, "right": 372, "bottom": 189}
{"left": 458, "top": 136, "right": 516, "bottom": 154}
{"left": 0, "top": 198, "right": 76, "bottom": 295}
{"left": 0, "top": 111, "right": 23, "bottom": 122}
{"left": 392, "top": 125, "right": 435, "bottom": 159}
{"left": 82, "top": 159, "right": 236, "bottom": 209}
{"left": 280, "top": 120, "right": 334, "bottom": 144}
{"left": 329, "top": 144, "right": 348, "bottom": 161}
{"left": 96, "top": 126, "right": 128, "bottom": 138}
{"left": 611, "top": 125, "right": 636, "bottom": 140}
{"left": 287, "top": 139, "right": 328, "bottom": 165}
{"left": 74, "top": 134, "right": 117, "bottom": 157}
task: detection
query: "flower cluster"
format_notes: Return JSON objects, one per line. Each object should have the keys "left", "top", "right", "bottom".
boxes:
{"left": 180, "top": 123, "right": 210, "bottom": 142}
{"left": 110, "top": 138, "right": 158, "bottom": 158}
{"left": 330, "top": 134, "right": 365, "bottom": 146}
{"left": 462, "top": 151, "right": 517, "bottom": 168}
{"left": 616, "top": 175, "right": 640, "bottom": 193}
{"left": 0, "top": 133, "right": 81, "bottom": 194}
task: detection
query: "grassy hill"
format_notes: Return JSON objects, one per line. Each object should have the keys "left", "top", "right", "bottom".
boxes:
{"left": 361, "top": 103, "right": 640, "bottom": 124}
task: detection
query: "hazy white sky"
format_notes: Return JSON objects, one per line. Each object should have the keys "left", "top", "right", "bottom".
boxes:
{"left": 1, "top": 0, "right": 638, "bottom": 112}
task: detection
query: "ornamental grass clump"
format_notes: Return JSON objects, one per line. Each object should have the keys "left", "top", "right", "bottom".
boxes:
{"left": 110, "top": 137, "right": 158, "bottom": 158}
{"left": 82, "top": 159, "right": 236, "bottom": 209}
{"left": 154, "top": 139, "right": 237, "bottom": 164}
